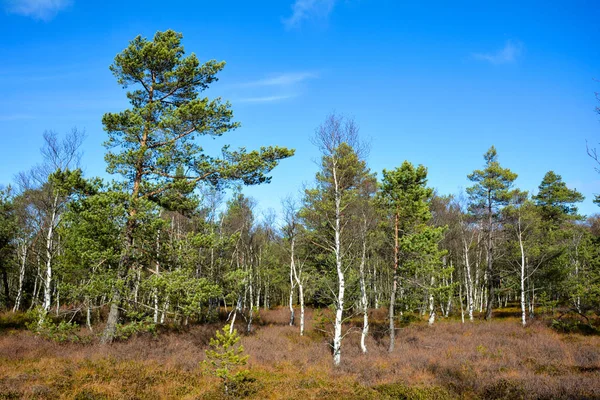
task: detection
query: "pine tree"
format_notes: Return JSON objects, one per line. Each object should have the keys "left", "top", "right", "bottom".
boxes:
{"left": 100, "top": 30, "right": 294, "bottom": 342}
{"left": 533, "top": 171, "right": 584, "bottom": 226}
{"left": 467, "top": 146, "right": 517, "bottom": 320}
{"left": 378, "top": 161, "right": 444, "bottom": 351}
{"left": 204, "top": 325, "right": 249, "bottom": 395}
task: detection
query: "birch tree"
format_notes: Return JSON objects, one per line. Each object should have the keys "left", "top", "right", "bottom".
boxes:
{"left": 302, "top": 113, "right": 370, "bottom": 366}
{"left": 282, "top": 195, "right": 306, "bottom": 335}
{"left": 13, "top": 130, "right": 85, "bottom": 319}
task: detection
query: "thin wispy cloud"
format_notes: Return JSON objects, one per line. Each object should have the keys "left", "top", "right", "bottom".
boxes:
{"left": 0, "top": 114, "right": 35, "bottom": 121}
{"left": 237, "top": 94, "right": 297, "bottom": 104}
{"left": 232, "top": 71, "right": 318, "bottom": 105}
{"left": 472, "top": 40, "right": 524, "bottom": 65}
{"left": 4, "top": 0, "right": 72, "bottom": 21}
{"left": 239, "top": 72, "right": 317, "bottom": 88}
{"left": 283, "top": 0, "right": 337, "bottom": 29}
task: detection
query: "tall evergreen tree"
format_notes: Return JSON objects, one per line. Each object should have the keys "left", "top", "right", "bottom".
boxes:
{"left": 100, "top": 30, "right": 294, "bottom": 342}
{"left": 378, "top": 161, "right": 443, "bottom": 351}
{"left": 533, "top": 171, "right": 584, "bottom": 226}
{"left": 467, "top": 146, "right": 517, "bottom": 320}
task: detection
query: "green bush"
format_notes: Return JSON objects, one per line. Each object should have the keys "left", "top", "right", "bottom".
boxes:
{"left": 25, "top": 308, "right": 82, "bottom": 343}
{"left": 551, "top": 319, "right": 599, "bottom": 335}
{"left": 115, "top": 318, "right": 157, "bottom": 340}
{"left": 0, "top": 312, "right": 33, "bottom": 331}
{"left": 374, "top": 382, "right": 453, "bottom": 400}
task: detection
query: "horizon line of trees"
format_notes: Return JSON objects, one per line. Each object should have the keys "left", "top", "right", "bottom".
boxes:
{"left": 0, "top": 30, "right": 599, "bottom": 367}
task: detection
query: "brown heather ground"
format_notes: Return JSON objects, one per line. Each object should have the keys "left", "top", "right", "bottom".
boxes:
{"left": 0, "top": 307, "right": 599, "bottom": 399}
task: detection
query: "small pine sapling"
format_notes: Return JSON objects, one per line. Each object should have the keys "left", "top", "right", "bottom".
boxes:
{"left": 204, "top": 325, "right": 249, "bottom": 395}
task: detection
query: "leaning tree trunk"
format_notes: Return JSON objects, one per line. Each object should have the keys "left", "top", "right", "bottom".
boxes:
{"left": 13, "top": 245, "right": 27, "bottom": 312}
{"left": 292, "top": 257, "right": 305, "bottom": 336}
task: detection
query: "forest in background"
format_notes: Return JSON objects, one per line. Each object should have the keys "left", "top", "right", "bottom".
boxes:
{"left": 0, "top": 29, "right": 599, "bottom": 399}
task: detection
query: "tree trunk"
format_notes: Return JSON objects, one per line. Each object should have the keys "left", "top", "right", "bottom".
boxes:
{"left": 13, "top": 245, "right": 27, "bottom": 312}
{"left": 297, "top": 281, "right": 305, "bottom": 336}
{"left": 86, "top": 297, "right": 93, "bottom": 331}
{"left": 428, "top": 276, "right": 435, "bottom": 326}
{"left": 289, "top": 237, "right": 296, "bottom": 326}
{"left": 518, "top": 225, "right": 527, "bottom": 326}
{"left": 1, "top": 264, "right": 10, "bottom": 309}
{"left": 459, "top": 281, "right": 465, "bottom": 323}
{"left": 292, "top": 256, "right": 305, "bottom": 336}
{"left": 359, "top": 219, "right": 369, "bottom": 353}
{"left": 101, "top": 216, "right": 135, "bottom": 343}
{"left": 332, "top": 168, "right": 344, "bottom": 366}
{"left": 102, "top": 290, "right": 121, "bottom": 343}
{"left": 42, "top": 194, "right": 59, "bottom": 313}
{"left": 485, "top": 198, "right": 494, "bottom": 320}
{"left": 388, "top": 212, "right": 399, "bottom": 353}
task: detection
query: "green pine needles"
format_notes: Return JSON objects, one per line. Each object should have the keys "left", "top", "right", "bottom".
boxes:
{"left": 204, "top": 325, "right": 250, "bottom": 396}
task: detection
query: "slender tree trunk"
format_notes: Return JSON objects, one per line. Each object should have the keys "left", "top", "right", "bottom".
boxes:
{"left": 32, "top": 253, "right": 41, "bottom": 308}
{"left": 332, "top": 168, "right": 344, "bottom": 366}
{"left": 289, "top": 237, "right": 296, "bottom": 326}
{"left": 485, "top": 198, "right": 494, "bottom": 320}
{"left": 465, "top": 244, "right": 474, "bottom": 321}
{"left": 229, "top": 295, "right": 241, "bottom": 334}
{"left": 518, "top": 224, "right": 527, "bottom": 326}
{"left": 13, "top": 245, "right": 27, "bottom": 312}
{"left": 297, "top": 280, "right": 305, "bottom": 336}
{"left": 86, "top": 297, "right": 93, "bottom": 331}
{"left": 1, "top": 264, "right": 10, "bottom": 309}
{"left": 161, "top": 298, "right": 168, "bottom": 324}
{"left": 359, "top": 218, "right": 369, "bottom": 353}
{"left": 373, "top": 262, "right": 379, "bottom": 309}
{"left": 42, "top": 194, "right": 59, "bottom": 313}
{"left": 459, "top": 281, "right": 465, "bottom": 323}
{"left": 388, "top": 212, "right": 399, "bottom": 353}
{"left": 55, "top": 281, "right": 60, "bottom": 315}
{"left": 247, "top": 276, "right": 254, "bottom": 334}
{"left": 428, "top": 276, "right": 436, "bottom": 326}
{"left": 445, "top": 260, "right": 453, "bottom": 317}
{"left": 292, "top": 257, "right": 305, "bottom": 336}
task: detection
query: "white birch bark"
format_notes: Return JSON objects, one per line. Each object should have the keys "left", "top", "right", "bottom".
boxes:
{"left": 13, "top": 244, "right": 27, "bottom": 312}
{"left": 292, "top": 259, "right": 305, "bottom": 336}
{"left": 359, "top": 217, "right": 369, "bottom": 353}
{"left": 289, "top": 238, "right": 296, "bottom": 326}
{"left": 428, "top": 276, "right": 435, "bottom": 326}
{"left": 332, "top": 164, "right": 345, "bottom": 366}
{"left": 517, "top": 216, "right": 527, "bottom": 327}
{"left": 42, "top": 194, "right": 59, "bottom": 313}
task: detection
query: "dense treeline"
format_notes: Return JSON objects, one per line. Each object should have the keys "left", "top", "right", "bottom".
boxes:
{"left": 0, "top": 30, "right": 599, "bottom": 367}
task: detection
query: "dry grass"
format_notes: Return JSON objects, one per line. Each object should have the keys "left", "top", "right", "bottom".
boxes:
{"left": 0, "top": 308, "right": 599, "bottom": 399}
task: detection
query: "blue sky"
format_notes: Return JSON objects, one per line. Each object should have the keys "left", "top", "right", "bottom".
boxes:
{"left": 1, "top": 0, "right": 599, "bottom": 218}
